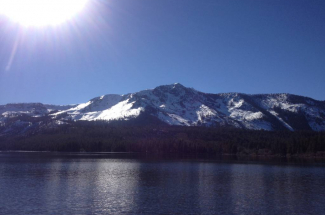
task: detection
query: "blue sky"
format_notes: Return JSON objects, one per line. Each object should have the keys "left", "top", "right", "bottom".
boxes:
{"left": 0, "top": 0, "right": 324, "bottom": 105}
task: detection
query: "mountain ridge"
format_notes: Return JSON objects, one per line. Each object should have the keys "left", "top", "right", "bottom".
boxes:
{"left": 1, "top": 83, "right": 325, "bottom": 135}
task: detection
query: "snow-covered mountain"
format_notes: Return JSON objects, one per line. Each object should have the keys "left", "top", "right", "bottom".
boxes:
{"left": 1, "top": 83, "right": 325, "bottom": 134}
{"left": 0, "top": 103, "right": 77, "bottom": 135}
{"left": 0, "top": 103, "right": 76, "bottom": 117}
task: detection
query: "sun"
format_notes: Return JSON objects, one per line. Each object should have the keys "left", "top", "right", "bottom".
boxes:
{"left": 0, "top": 0, "right": 89, "bottom": 27}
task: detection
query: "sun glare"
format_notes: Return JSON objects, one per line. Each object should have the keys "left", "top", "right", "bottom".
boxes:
{"left": 0, "top": 0, "right": 88, "bottom": 27}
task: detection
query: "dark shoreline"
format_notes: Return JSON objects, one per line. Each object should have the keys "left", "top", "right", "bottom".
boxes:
{"left": 1, "top": 150, "right": 325, "bottom": 163}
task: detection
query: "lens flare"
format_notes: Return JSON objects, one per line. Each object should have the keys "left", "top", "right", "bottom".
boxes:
{"left": 0, "top": 0, "right": 88, "bottom": 27}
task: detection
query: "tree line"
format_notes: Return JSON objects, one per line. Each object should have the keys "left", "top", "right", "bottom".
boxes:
{"left": 0, "top": 119, "right": 324, "bottom": 157}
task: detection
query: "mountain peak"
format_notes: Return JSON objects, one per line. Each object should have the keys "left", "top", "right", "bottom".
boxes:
{"left": 157, "top": 83, "right": 185, "bottom": 88}
{"left": 153, "top": 83, "right": 190, "bottom": 92}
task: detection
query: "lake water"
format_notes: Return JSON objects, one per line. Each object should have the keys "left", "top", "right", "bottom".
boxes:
{"left": 0, "top": 152, "right": 325, "bottom": 215}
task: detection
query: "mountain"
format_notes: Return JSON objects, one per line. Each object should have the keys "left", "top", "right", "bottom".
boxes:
{"left": 1, "top": 83, "right": 325, "bottom": 136}
{"left": 0, "top": 103, "right": 77, "bottom": 136}
{"left": 0, "top": 103, "right": 77, "bottom": 117}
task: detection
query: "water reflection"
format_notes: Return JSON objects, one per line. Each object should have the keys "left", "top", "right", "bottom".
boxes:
{"left": 0, "top": 152, "right": 325, "bottom": 215}
{"left": 198, "top": 163, "right": 233, "bottom": 214}
{"left": 93, "top": 160, "right": 140, "bottom": 214}
{"left": 134, "top": 161, "right": 202, "bottom": 214}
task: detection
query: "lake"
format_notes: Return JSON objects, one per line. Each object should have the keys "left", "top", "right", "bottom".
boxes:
{"left": 0, "top": 152, "right": 325, "bottom": 215}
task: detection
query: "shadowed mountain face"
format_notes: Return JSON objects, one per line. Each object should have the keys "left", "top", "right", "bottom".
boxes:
{"left": 1, "top": 83, "right": 325, "bottom": 135}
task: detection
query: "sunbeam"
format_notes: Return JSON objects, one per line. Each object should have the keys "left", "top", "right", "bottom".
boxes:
{"left": 5, "top": 34, "right": 21, "bottom": 71}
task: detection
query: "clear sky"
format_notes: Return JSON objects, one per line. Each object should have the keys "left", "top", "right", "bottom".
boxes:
{"left": 0, "top": 0, "right": 324, "bottom": 105}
